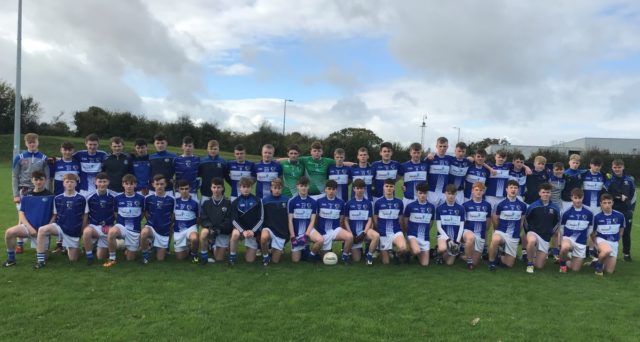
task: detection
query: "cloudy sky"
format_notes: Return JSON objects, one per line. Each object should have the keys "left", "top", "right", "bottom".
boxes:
{"left": 1, "top": 0, "right": 639, "bottom": 149}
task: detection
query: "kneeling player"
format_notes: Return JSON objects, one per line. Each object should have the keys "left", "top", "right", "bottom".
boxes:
{"left": 374, "top": 179, "right": 407, "bottom": 264}
{"left": 591, "top": 194, "right": 626, "bottom": 276}
{"left": 82, "top": 173, "right": 116, "bottom": 265}
{"left": 173, "top": 180, "right": 200, "bottom": 262}
{"left": 462, "top": 182, "right": 492, "bottom": 269}
{"left": 523, "top": 183, "right": 561, "bottom": 273}
{"left": 488, "top": 180, "right": 528, "bottom": 270}
{"left": 309, "top": 180, "right": 353, "bottom": 264}
{"left": 436, "top": 184, "right": 466, "bottom": 265}
{"left": 403, "top": 182, "right": 435, "bottom": 266}
{"left": 344, "top": 179, "right": 379, "bottom": 265}
{"left": 229, "top": 177, "right": 264, "bottom": 264}
{"left": 140, "top": 174, "right": 174, "bottom": 264}
{"left": 199, "top": 177, "right": 232, "bottom": 264}
{"left": 558, "top": 188, "right": 593, "bottom": 273}
{"left": 34, "top": 174, "right": 87, "bottom": 268}
{"left": 288, "top": 177, "right": 317, "bottom": 263}
{"left": 260, "top": 178, "right": 290, "bottom": 265}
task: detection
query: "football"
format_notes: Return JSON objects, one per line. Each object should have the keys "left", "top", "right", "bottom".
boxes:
{"left": 322, "top": 252, "right": 338, "bottom": 265}
{"left": 116, "top": 238, "right": 126, "bottom": 251}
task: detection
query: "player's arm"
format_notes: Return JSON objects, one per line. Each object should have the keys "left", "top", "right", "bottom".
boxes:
{"left": 483, "top": 163, "right": 497, "bottom": 176}
{"left": 18, "top": 211, "right": 35, "bottom": 231}
{"left": 436, "top": 219, "right": 448, "bottom": 240}
{"left": 82, "top": 213, "right": 89, "bottom": 229}
{"left": 249, "top": 201, "right": 264, "bottom": 233}
{"left": 455, "top": 213, "right": 465, "bottom": 243}
{"left": 305, "top": 213, "right": 316, "bottom": 237}
{"left": 342, "top": 213, "right": 351, "bottom": 232}
{"left": 401, "top": 215, "right": 408, "bottom": 233}
{"left": 288, "top": 213, "right": 296, "bottom": 238}
{"left": 200, "top": 202, "right": 212, "bottom": 229}
{"left": 49, "top": 213, "right": 57, "bottom": 225}
{"left": 491, "top": 213, "right": 499, "bottom": 230}
{"left": 523, "top": 164, "right": 532, "bottom": 175}
{"left": 230, "top": 201, "right": 244, "bottom": 233}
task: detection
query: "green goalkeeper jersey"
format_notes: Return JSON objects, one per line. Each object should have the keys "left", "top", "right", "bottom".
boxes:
{"left": 298, "top": 156, "right": 335, "bottom": 195}
{"left": 280, "top": 160, "right": 305, "bottom": 197}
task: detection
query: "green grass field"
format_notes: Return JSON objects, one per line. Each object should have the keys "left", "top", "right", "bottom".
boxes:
{"left": 1, "top": 162, "right": 639, "bottom": 340}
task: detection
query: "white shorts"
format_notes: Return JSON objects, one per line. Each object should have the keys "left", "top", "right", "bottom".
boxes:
{"left": 486, "top": 196, "right": 504, "bottom": 215}
{"left": 230, "top": 196, "right": 237, "bottom": 202}
{"left": 493, "top": 230, "right": 519, "bottom": 257}
{"left": 214, "top": 234, "right": 230, "bottom": 248}
{"left": 427, "top": 191, "right": 445, "bottom": 207}
{"left": 173, "top": 225, "right": 198, "bottom": 252}
{"left": 89, "top": 224, "right": 110, "bottom": 249}
{"left": 52, "top": 223, "right": 80, "bottom": 249}
{"left": 149, "top": 190, "right": 174, "bottom": 198}
{"left": 80, "top": 190, "right": 95, "bottom": 198}
{"left": 263, "top": 228, "right": 286, "bottom": 251}
{"left": 144, "top": 225, "right": 170, "bottom": 249}
{"left": 310, "top": 194, "right": 325, "bottom": 201}
{"left": 115, "top": 224, "right": 141, "bottom": 251}
{"left": 108, "top": 190, "right": 123, "bottom": 197}
{"left": 408, "top": 235, "right": 430, "bottom": 252}
{"left": 596, "top": 238, "right": 619, "bottom": 258}
{"left": 463, "top": 230, "right": 486, "bottom": 253}
{"left": 527, "top": 231, "right": 550, "bottom": 254}
{"left": 585, "top": 205, "right": 601, "bottom": 215}
{"left": 239, "top": 234, "right": 258, "bottom": 250}
{"left": 561, "top": 201, "right": 573, "bottom": 214}
{"left": 455, "top": 192, "right": 464, "bottom": 205}
{"left": 291, "top": 234, "right": 307, "bottom": 252}
{"left": 316, "top": 227, "right": 347, "bottom": 251}
{"left": 402, "top": 197, "right": 416, "bottom": 209}
{"left": 564, "top": 236, "right": 586, "bottom": 259}
{"left": 379, "top": 231, "right": 404, "bottom": 251}
{"left": 19, "top": 224, "right": 39, "bottom": 248}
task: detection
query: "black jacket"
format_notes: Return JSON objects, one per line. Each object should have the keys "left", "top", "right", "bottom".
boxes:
{"left": 200, "top": 197, "right": 233, "bottom": 235}
{"left": 102, "top": 153, "right": 132, "bottom": 192}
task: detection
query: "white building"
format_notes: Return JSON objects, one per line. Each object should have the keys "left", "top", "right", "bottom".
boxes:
{"left": 486, "top": 137, "right": 640, "bottom": 157}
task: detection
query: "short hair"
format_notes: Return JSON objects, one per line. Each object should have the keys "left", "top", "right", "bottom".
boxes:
{"left": 152, "top": 174, "right": 166, "bottom": 182}
{"left": 553, "top": 162, "right": 564, "bottom": 170}
{"left": 436, "top": 136, "right": 448, "bottom": 144}
{"left": 182, "top": 136, "right": 194, "bottom": 145}
{"left": 612, "top": 159, "right": 624, "bottom": 166}
{"left": 239, "top": 177, "right": 253, "bottom": 187}
{"left": 538, "top": 183, "right": 552, "bottom": 191}
{"left": 262, "top": 143, "right": 274, "bottom": 151}
{"left": 534, "top": 155, "right": 547, "bottom": 164}
{"left": 61, "top": 141, "right": 74, "bottom": 150}
{"left": 445, "top": 184, "right": 457, "bottom": 194}
{"left": 207, "top": 140, "right": 219, "bottom": 148}
{"left": 409, "top": 143, "right": 422, "bottom": 152}
{"left": 352, "top": 179, "right": 366, "bottom": 188}
{"left": 85, "top": 133, "right": 99, "bottom": 142}
{"left": 63, "top": 173, "right": 79, "bottom": 182}
{"left": 154, "top": 133, "right": 167, "bottom": 142}
{"left": 475, "top": 149, "right": 487, "bottom": 157}
{"left": 495, "top": 150, "right": 507, "bottom": 158}
{"left": 211, "top": 177, "right": 224, "bottom": 186}
{"left": 333, "top": 148, "right": 345, "bottom": 156}
{"left": 297, "top": 176, "right": 310, "bottom": 186}
{"left": 96, "top": 172, "right": 109, "bottom": 180}
{"left": 590, "top": 157, "right": 602, "bottom": 166}
{"left": 287, "top": 144, "right": 300, "bottom": 153}
{"left": 455, "top": 142, "right": 467, "bottom": 150}
{"left": 380, "top": 142, "right": 393, "bottom": 151}
{"left": 506, "top": 179, "right": 520, "bottom": 188}
{"left": 325, "top": 179, "right": 338, "bottom": 189}
{"left": 571, "top": 188, "right": 584, "bottom": 198}
{"left": 383, "top": 178, "right": 395, "bottom": 186}
{"left": 310, "top": 141, "right": 323, "bottom": 150}
{"left": 177, "top": 179, "right": 190, "bottom": 188}
{"left": 24, "top": 133, "right": 39, "bottom": 143}
{"left": 31, "top": 170, "right": 45, "bottom": 179}
{"left": 110, "top": 136, "right": 123, "bottom": 145}
{"left": 271, "top": 178, "right": 283, "bottom": 188}
{"left": 134, "top": 138, "right": 147, "bottom": 147}
{"left": 472, "top": 182, "right": 486, "bottom": 191}
{"left": 569, "top": 154, "right": 581, "bottom": 162}
{"left": 357, "top": 147, "right": 368, "bottom": 154}
{"left": 416, "top": 182, "right": 428, "bottom": 193}
{"left": 600, "top": 193, "right": 613, "bottom": 202}
{"left": 122, "top": 174, "right": 137, "bottom": 184}
{"left": 234, "top": 144, "right": 245, "bottom": 152}
{"left": 513, "top": 153, "right": 525, "bottom": 161}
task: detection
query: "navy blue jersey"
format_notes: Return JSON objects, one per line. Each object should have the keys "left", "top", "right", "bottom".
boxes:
{"left": 144, "top": 194, "right": 175, "bottom": 236}
{"left": 149, "top": 151, "right": 177, "bottom": 189}
{"left": 464, "top": 165, "right": 489, "bottom": 199}
{"left": 594, "top": 210, "right": 626, "bottom": 242}
{"left": 604, "top": 173, "right": 636, "bottom": 213}
{"left": 115, "top": 193, "right": 145, "bottom": 232}
{"left": 54, "top": 192, "right": 87, "bottom": 237}
{"left": 52, "top": 158, "right": 80, "bottom": 195}
{"left": 231, "top": 194, "right": 263, "bottom": 233}
{"left": 328, "top": 164, "right": 351, "bottom": 200}
{"left": 350, "top": 164, "right": 374, "bottom": 200}
{"left": 198, "top": 155, "right": 226, "bottom": 197}
{"left": 582, "top": 171, "right": 604, "bottom": 209}
{"left": 486, "top": 163, "right": 511, "bottom": 197}
{"left": 19, "top": 190, "right": 54, "bottom": 230}
{"left": 404, "top": 200, "right": 435, "bottom": 240}
{"left": 252, "top": 161, "right": 283, "bottom": 199}
{"left": 131, "top": 154, "right": 151, "bottom": 191}
{"left": 495, "top": 197, "right": 527, "bottom": 239}
{"left": 102, "top": 153, "right": 133, "bottom": 193}
{"left": 463, "top": 199, "right": 491, "bottom": 239}
{"left": 73, "top": 150, "right": 108, "bottom": 192}
{"left": 288, "top": 195, "right": 317, "bottom": 237}
{"left": 549, "top": 173, "right": 565, "bottom": 208}
{"left": 315, "top": 196, "right": 345, "bottom": 234}
{"left": 561, "top": 206, "right": 593, "bottom": 245}
{"left": 371, "top": 160, "right": 403, "bottom": 198}
{"left": 174, "top": 197, "right": 199, "bottom": 232}
{"left": 426, "top": 155, "right": 452, "bottom": 193}
{"left": 343, "top": 197, "right": 373, "bottom": 236}
{"left": 174, "top": 155, "right": 200, "bottom": 191}
{"left": 524, "top": 200, "right": 561, "bottom": 241}
{"left": 226, "top": 160, "right": 254, "bottom": 198}
{"left": 401, "top": 160, "right": 428, "bottom": 200}
{"left": 436, "top": 202, "right": 465, "bottom": 241}
{"left": 509, "top": 167, "right": 527, "bottom": 198}
{"left": 562, "top": 169, "right": 585, "bottom": 202}
{"left": 524, "top": 169, "right": 550, "bottom": 204}
{"left": 449, "top": 158, "right": 471, "bottom": 191}
{"left": 86, "top": 191, "right": 116, "bottom": 226}
{"left": 262, "top": 194, "right": 290, "bottom": 239}
{"left": 374, "top": 197, "right": 403, "bottom": 236}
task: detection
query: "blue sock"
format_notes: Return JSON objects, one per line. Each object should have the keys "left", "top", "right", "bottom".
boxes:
{"left": 17, "top": 240, "right": 24, "bottom": 248}
{"left": 200, "top": 251, "right": 208, "bottom": 259}
{"left": 143, "top": 250, "right": 150, "bottom": 260}
{"left": 190, "top": 251, "right": 197, "bottom": 258}
{"left": 527, "top": 261, "right": 534, "bottom": 267}
{"left": 36, "top": 253, "right": 45, "bottom": 263}
{"left": 7, "top": 249, "right": 16, "bottom": 261}
{"left": 86, "top": 251, "right": 94, "bottom": 260}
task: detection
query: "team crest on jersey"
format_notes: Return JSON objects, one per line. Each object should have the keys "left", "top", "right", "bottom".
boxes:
{"left": 216, "top": 163, "right": 221, "bottom": 168}
{"left": 222, "top": 207, "right": 227, "bottom": 212}
{"left": 334, "top": 203, "right": 340, "bottom": 209}
{"left": 124, "top": 160, "right": 129, "bottom": 165}
{"left": 549, "top": 209, "right": 555, "bottom": 214}
{"left": 281, "top": 203, "right": 287, "bottom": 209}
{"left": 186, "top": 160, "right": 191, "bottom": 167}
{"left": 582, "top": 215, "right": 588, "bottom": 220}
{"left": 613, "top": 218, "right": 618, "bottom": 223}
{"left": 156, "top": 201, "right": 163, "bottom": 209}
{"left": 66, "top": 201, "right": 73, "bottom": 209}
{"left": 455, "top": 210, "right": 459, "bottom": 215}
{"left": 100, "top": 201, "right": 107, "bottom": 208}
{"left": 394, "top": 203, "right": 399, "bottom": 209}
{"left": 41, "top": 198, "right": 49, "bottom": 202}
{"left": 134, "top": 201, "right": 141, "bottom": 206}
{"left": 164, "top": 158, "right": 170, "bottom": 163}
{"left": 187, "top": 205, "right": 193, "bottom": 210}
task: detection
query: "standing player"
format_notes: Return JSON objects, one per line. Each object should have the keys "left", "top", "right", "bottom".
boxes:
{"left": 523, "top": 183, "right": 561, "bottom": 273}
{"left": 488, "top": 180, "right": 528, "bottom": 270}
{"left": 485, "top": 150, "right": 511, "bottom": 214}
{"left": 81, "top": 172, "right": 116, "bottom": 265}
{"left": 225, "top": 144, "right": 254, "bottom": 201}
{"left": 435, "top": 184, "right": 466, "bottom": 266}
{"left": 449, "top": 142, "right": 472, "bottom": 205}
{"left": 350, "top": 147, "right": 374, "bottom": 200}
{"left": 374, "top": 179, "right": 407, "bottom": 264}
{"left": 131, "top": 138, "right": 152, "bottom": 196}
{"left": 401, "top": 143, "right": 428, "bottom": 208}
{"left": 403, "top": 182, "right": 435, "bottom": 266}
{"left": 198, "top": 140, "right": 226, "bottom": 203}
{"left": 562, "top": 154, "right": 585, "bottom": 212}
{"left": 426, "top": 137, "right": 452, "bottom": 207}
{"left": 310, "top": 180, "right": 352, "bottom": 264}
{"left": 343, "top": 179, "right": 379, "bottom": 264}
{"left": 604, "top": 159, "right": 635, "bottom": 261}
{"left": 149, "top": 133, "right": 177, "bottom": 197}
{"left": 51, "top": 142, "right": 80, "bottom": 195}
{"left": 297, "top": 141, "right": 335, "bottom": 199}
{"left": 524, "top": 156, "right": 549, "bottom": 205}
{"left": 462, "top": 182, "right": 492, "bottom": 269}
{"left": 592, "top": 194, "right": 626, "bottom": 275}
{"left": 508, "top": 153, "right": 529, "bottom": 201}
{"left": 33, "top": 174, "right": 87, "bottom": 268}
{"left": 582, "top": 157, "right": 604, "bottom": 212}
{"left": 173, "top": 136, "right": 200, "bottom": 197}
{"left": 140, "top": 174, "right": 175, "bottom": 264}
{"left": 199, "top": 177, "right": 233, "bottom": 264}
{"left": 102, "top": 136, "right": 132, "bottom": 195}
{"left": 463, "top": 149, "right": 490, "bottom": 202}
{"left": 260, "top": 178, "right": 290, "bottom": 265}
{"left": 372, "top": 142, "right": 403, "bottom": 203}
{"left": 173, "top": 180, "right": 200, "bottom": 262}
{"left": 13, "top": 133, "right": 50, "bottom": 203}
{"left": 252, "top": 144, "right": 283, "bottom": 199}
{"left": 549, "top": 162, "right": 566, "bottom": 209}
{"left": 74, "top": 133, "right": 108, "bottom": 197}
{"left": 287, "top": 176, "right": 317, "bottom": 263}
{"left": 228, "top": 177, "right": 264, "bottom": 265}
{"left": 280, "top": 145, "right": 305, "bottom": 198}
{"left": 558, "top": 188, "right": 593, "bottom": 273}
{"left": 328, "top": 148, "right": 351, "bottom": 201}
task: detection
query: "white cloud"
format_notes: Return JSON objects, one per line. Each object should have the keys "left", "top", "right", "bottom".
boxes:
{"left": 209, "top": 63, "right": 254, "bottom": 76}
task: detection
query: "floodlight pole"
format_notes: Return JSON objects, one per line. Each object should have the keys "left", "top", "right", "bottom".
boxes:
{"left": 420, "top": 114, "right": 427, "bottom": 149}
{"left": 13, "top": 0, "right": 23, "bottom": 158}
{"left": 282, "top": 99, "right": 293, "bottom": 136}
{"left": 453, "top": 126, "right": 460, "bottom": 144}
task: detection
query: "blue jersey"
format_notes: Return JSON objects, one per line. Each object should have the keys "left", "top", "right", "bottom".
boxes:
{"left": 371, "top": 160, "right": 403, "bottom": 198}
{"left": 561, "top": 206, "right": 593, "bottom": 245}
{"left": 426, "top": 155, "right": 452, "bottom": 193}
{"left": 464, "top": 165, "right": 489, "bottom": 199}
{"left": 508, "top": 167, "right": 527, "bottom": 197}
{"left": 404, "top": 200, "right": 435, "bottom": 240}
{"left": 198, "top": 155, "right": 226, "bottom": 197}
{"left": 463, "top": 199, "right": 491, "bottom": 239}
{"left": 350, "top": 164, "right": 374, "bottom": 200}
{"left": 374, "top": 197, "right": 403, "bottom": 237}
{"left": 131, "top": 155, "right": 151, "bottom": 191}
{"left": 19, "top": 190, "right": 54, "bottom": 230}
{"left": 144, "top": 194, "right": 175, "bottom": 236}
{"left": 73, "top": 150, "right": 108, "bottom": 192}
{"left": 486, "top": 163, "right": 512, "bottom": 197}
{"left": 593, "top": 210, "right": 626, "bottom": 242}
{"left": 582, "top": 171, "right": 604, "bottom": 209}
{"left": 252, "top": 161, "right": 283, "bottom": 199}
{"left": 52, "top": 159, "right": 80, "bottom": 195}
{"left": 343, "top": 197, "right": 373, "bottom": 236}
{"left": 115, "top": 193, "right": 145, "bottom": 232}
{"left": 149, "top": 151, "right": 177, "bottom": 189}
{"left": 449, "top": 158, "right": 471, "bottom": 191}
{"left": 173, "top": 155, "right": 200, "bottom": 191}
{"left": 436, "top": 202, "right": 465, "bottom": 241}
{"left": 401, "top": 160, "right": 428, "bottom": 200}
{"left": 495, "top": 197, "right": 527, "bottom": 239}
{"left": 549, "top": 173, "right": 565, "bottom": 208}
{"left": 328, "top": 165, "right": 351, "bottom": 201}
{"left": 174, "top": 197, "right": 199, "bottom": 232}
{"left": 54, "top": 192, "right": 87, "bottom": 237}
{"left": 86, "top": 191, "right": 116, "bottom": 226}
{"left": 226, "top": 161, "right": 254, "bottom": 197}
{"left": 287, "top": 195, "right": 317, "bottom": 237}
{"left": 315, "top": 196, "right": 345, "bottom": 235}
{"left": 524, "top": 200, "right": 561, "bottom": 241}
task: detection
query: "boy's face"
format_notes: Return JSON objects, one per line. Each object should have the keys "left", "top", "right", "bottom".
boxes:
{"left": 506, "top": 184, "right": 519, "bottom": 197}
{"left": 417, "top": 190, "right": 427, "bottom": 202}
{"left": 495, "top": 154, "right": 505, "bottom": 165}
{"left": 179, "top": 185, "right": 191, "bottom": 198}
{"left": 311, "top": 148, "right": 323, "bottom": 160}
{"left": 474, "top": 154, "right": 486, "bottom": 165}
{"left": 324, "top": 187, "right": 336, "bottom": 198}
{"left": 380, "top": 147, "right": 392, "bottom": 161}
{"left": 297, "top": 183, "right": 309, "bottom": 196}
{"left": 571, "top": 195, "right": 583, "bottom": 207}
{"left": 31, "top": 177, "right": 46, "bottom": 190}
{"left": 211, "top": 183, "right": 224, "bottom": 197}
{"left": 135, "top": 144, "right": 148, "bottom": 156}
{"left": 111, "top": 141, "right": 123, "bottom": 154}
{"left": 472, "top": 186, "right": 484, "bottom": 200}
{"left": 410, "top": 149, "right": 421, "bottom": 161}
{"left": 234, "top": 149, "right": 246, "bottom": 162}
{"left": 600, "top": 198, "right": 613, "bottom": 212}
{"left": 153, "top": 179, "right": 167, "bottom": 193}
{"left": 239, "top": 184, "right": 251, "bottom": 196}
{"left": 63, "top": 178, "right": 77, "bottom": 192}
{"left": 154, "top": 139, "right": 167, "bottom": 152}
{"left": 383, "top": 183, "right": 395, "bottom": 196}
{"left": 512, "top": 159, "right": 524, "bottom": 170}
{"left": 538, "top": 189, "right": 551, "bottom": 202}
{"left": 96, "top": 178, "right": 109, "bottom": 192}
{"left": 353, "top": 186, "right": 365, "bottom": 198}
{"left": 60, "top": 147, "right": 74, "bottom": 160}
{"left": 569, "top": 159, "right": 580, "bottom": 170}
{"left": 436, "top": 142, "right": 448, "bottom": 156}
{"left": 207, "top": 145, "right": 219, "bottom": 157}
{"left": 334, "top": 154, "right": 345, "bottom": 165}
{"left": 612, "top": 163, "right": 624, "bottom": 176}
{"left": 86, "top": 140, "right": 98, "bottom": 153}
{"left": 589, "top": 163, "right": 601, "bottom": 173}
{"left": 357, "top": 151, "right": 369, "bottom": 164}
{"left": 287, "top": 149, "right": 299, "bottom": 161}
{"left": 553, "top": 167, "right": 564, "bottom": 177}
{"left": 182, "top": 143, "right": 194, "bottom": 156}
{"left": 445, "top": 191, "right": 456, "bottom": 203}
{"left": 271, "top": 185, "right": 282, "bottom": 197}
{"left": 25, "top": 139, "right": 39, "bottom": 151}
{"left": 262, "top": 148, "right": 274, "bottom": 162}
{"left": 534, "top": 161, "right": 545, "bottom": 171}
{"left": 454, "top": 147, "right": 466, "bottom": 159}
{"left": 123, "top": 181, "right": 136, "bottom": 194}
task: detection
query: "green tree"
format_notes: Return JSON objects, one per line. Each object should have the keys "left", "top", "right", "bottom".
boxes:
{"left": 0, "top": 80, "right": 42, "bottom": 134}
